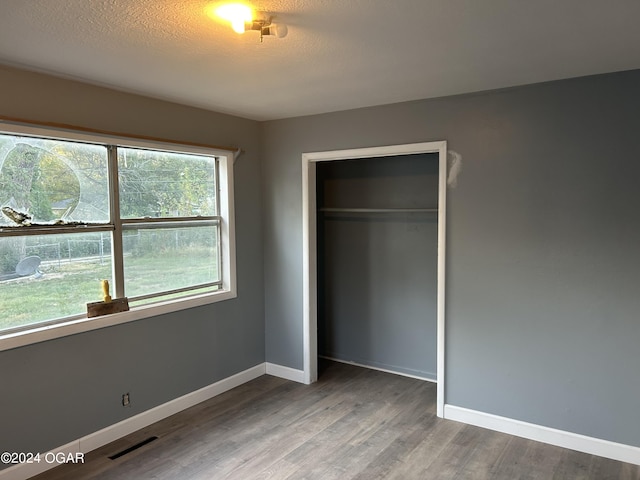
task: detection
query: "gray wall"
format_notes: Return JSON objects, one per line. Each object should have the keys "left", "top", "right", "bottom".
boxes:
{"left": 317, "top": 155, "right": 439, "bottom": 379}
{"left": 0, "top": 65, "right": 265, "bottom": 456}
{"left": 262, "top": 69, "right": 640, "bottom": 447}
{"left": 2, "top": 63, "right": 639, "bottom": 457}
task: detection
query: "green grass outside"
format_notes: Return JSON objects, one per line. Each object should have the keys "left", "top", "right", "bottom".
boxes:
{"left": 0, "top": 251, "right": 218, "bottom": 331}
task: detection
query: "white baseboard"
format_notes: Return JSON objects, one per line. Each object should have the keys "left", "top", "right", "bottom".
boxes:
{"left": 319, "top": 355, "right": 437, "bottom": 383}
{"left": 265, "top": 362, "right": 305, "bottom": 383}
{"left": 0, "top": 363, "right": 266, "bottom": 480}
{"left": 444, "top": 404, "right": 640, "bottom": 466}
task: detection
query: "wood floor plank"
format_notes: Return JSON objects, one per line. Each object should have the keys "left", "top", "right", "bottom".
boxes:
{"left": 31, "top": 361, "right": 640, "bottom": 480}
{"left": 383, "top": 417, "right": 465, "bottom": 480}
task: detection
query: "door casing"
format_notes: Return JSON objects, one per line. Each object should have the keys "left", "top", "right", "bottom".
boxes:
{"left": 301, "top": 141, "right": 447, "bottom": 417}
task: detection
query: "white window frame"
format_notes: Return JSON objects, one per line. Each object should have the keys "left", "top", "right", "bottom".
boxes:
{"left": 0, "top": 122, "right": 236, "bottom": 352}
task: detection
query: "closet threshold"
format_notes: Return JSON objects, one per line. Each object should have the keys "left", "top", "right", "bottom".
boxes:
{"left": 318, "top": 208, "right": 438, "bottom": 213}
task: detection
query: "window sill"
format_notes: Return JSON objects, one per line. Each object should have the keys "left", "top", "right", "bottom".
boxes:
{"left": 0, "top": 289, "right": 237, "bottom": 352}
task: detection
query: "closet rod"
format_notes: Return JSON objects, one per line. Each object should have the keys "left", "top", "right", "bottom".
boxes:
{"left": 319, "top": 208, "right": 438, "bottom": 213}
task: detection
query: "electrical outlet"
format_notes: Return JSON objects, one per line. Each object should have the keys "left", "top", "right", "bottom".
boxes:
{"left": 122, "top": 393, "right": 130, "bottom": 407}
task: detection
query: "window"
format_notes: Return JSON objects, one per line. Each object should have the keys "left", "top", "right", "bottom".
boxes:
{"left": 0, "top": 123, "right": 236, "bottom": 347}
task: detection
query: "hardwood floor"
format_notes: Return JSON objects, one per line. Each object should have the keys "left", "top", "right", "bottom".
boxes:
{"left": 33, "top": 361, "right": 640, "bottom": 479}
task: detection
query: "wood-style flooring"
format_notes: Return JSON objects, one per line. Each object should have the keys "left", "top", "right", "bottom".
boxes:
{"left": 33, "top": 361, "right": 640, "bottom": 479}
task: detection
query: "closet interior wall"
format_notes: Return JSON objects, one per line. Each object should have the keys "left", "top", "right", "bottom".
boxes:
{"left": 317, "top": 153, "right": 439, "bottom": 380}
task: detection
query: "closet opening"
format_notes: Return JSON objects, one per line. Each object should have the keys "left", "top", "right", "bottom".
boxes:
{"left": 302, "top": 141, "right": 447, "bottom": 417}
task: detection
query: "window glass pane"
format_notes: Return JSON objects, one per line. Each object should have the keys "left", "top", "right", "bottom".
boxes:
{"left": 122, "top": 225, "right": 219, "bottom": 299}
{"left": 0, "top": 134, "right": 109, "bottom": 225}
{"left": 0, "top": 233, "right": 113, "bottom": 332}
{"left": 118, "top": 148, "right": 217, "bottom": 219}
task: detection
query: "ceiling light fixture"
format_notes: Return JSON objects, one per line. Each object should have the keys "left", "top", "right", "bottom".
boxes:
{"left": 215, "top": 3, "right": 252, "bottom": 34}
{"left": 214, "top": 3, "right": 287, "bottom": 42}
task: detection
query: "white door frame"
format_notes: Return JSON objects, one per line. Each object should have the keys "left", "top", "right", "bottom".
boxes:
{"left": 302, "top": 141, "right": 447, "bottom": 417}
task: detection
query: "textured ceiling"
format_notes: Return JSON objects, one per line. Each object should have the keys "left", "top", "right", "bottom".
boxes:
{"left": 1, "top": 0, "right": 640, "bottom": 121}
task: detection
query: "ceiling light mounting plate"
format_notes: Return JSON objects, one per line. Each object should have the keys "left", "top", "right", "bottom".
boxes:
{"left": 214, "top": 4, "right": 288, "bottom": 42}
{"left": 250, "top": 11, "right": 272, "bottom": 42}
{"left": 248, "top": 11, "right": 287, "bottom": 42}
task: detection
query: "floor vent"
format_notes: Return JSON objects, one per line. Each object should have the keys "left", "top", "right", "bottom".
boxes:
{"left": 109, "top": 436, "right": 159, "bottom": 460}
